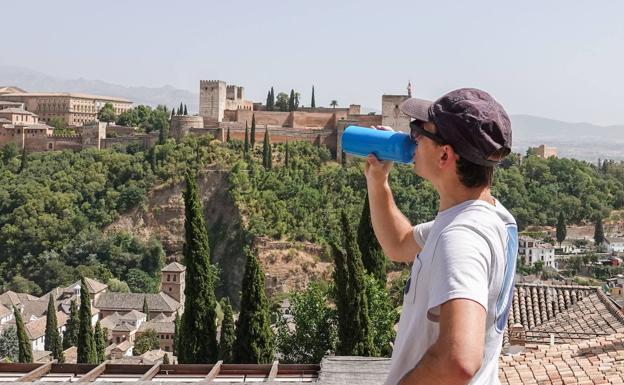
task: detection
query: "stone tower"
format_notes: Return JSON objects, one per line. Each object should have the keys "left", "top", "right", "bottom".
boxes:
{"left": 161, "top": 262, "right": 186, "bottom": 304}
{"left": 199, "top": 80, "right": 226, "bottom": 124}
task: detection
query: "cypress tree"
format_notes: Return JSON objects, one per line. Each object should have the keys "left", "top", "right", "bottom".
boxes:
{"left": 266, "top": 91, "right": 272, "bottom": 111}
{"left": 218, "top": 298, "right": 235, "bottom": 363}
{"left": 357, "top": 194, "right": 387, "bottom": 283}
{"left": 331, "top": 241, "right": 350, "bottom": 355}
{"left": 94, "top": 321, "right": 106, "bottom": 364}
{"left": 311, "top": 86, "right": 316, "bottom": 108}
{"left": 44, "top": 296, "right": 63, "bottom": 361}
{"left": 250, "top": 114, "right": 256, "bottom": 147}
{"left": 142, "top": 296, "right": 150, "bottom": 321}
{"left": 14, "top": 306, "right": 33, "bottom": 363}
{"left": 244, "top": 122, "right": 249, "bottom": 155}
{"left": 171, "top": 109, "right": 175, "bottom": 119}
{"left": 336, "top": 211, "right": 374, "bottom": 356}
{"left": 232, "top": 248, "right": 274, "bottom": 364}
{"left": 288, "top": 89, "right": 295, "bottom": 112}
{"left": 18, "top": 148, "right": 27, "bottom": 173}
{"left": 178, "top": 102, "right": 183, "bottom": 115}
{"left": 163, "top": 353, "right": 170, "bottom": 364}
{"left": 269, "top": 87, "right": 275, "bottom": 111}
{"left": 63, "top": 299, "right": 79, "bottom": 349}
{"left": 284, "top": 142, "right": 290, "bottom": 168}
{"left": 184, "top": 104, "right": 188, "bottom": 115}
{"left": 556, "top": 212, "right": 567, "bottom": 247}
{"left": 267, "top": 128, "right": 272, "bottom": 170}
{"left": 177, "top": 171, "right": 219, "bottom": 363}
{"left": 262, "top": 128, "right": 270, "bottom": 170}
{"left": 594, "top": 217, "right": 605, "bottom": 246}
{"left": 226, "top": 128, "right": 231, "bottom": 143}
{"left": 173, "top": 312, "right": 180, "bottom": 356}
{"left": 77, "top": 277, "right": 97, "bottom": 364}
{"left": 158, "top": 123, "right": 168, "bottom": 145}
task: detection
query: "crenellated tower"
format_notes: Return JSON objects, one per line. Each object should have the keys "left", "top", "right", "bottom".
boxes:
{"left": 199, "top": 80, "right": 226, "bottom": 124}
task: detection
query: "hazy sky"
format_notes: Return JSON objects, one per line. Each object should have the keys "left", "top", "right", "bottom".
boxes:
{"left": 2, "top": 0, "right": 623, "bottom": 125}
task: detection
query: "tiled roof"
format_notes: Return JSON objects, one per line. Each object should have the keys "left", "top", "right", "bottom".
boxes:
{"left": 150, "top": 313, "right": 173, "bottom": 322}
{"left": 138, "top": 320, "right": 175, "bottom": 334}
{"left": 114, "top": 340, "right": 132, "bottom": 352}
{"left": 24, "top": 311, "right": 69, "bottom": 340}
{"left": 96, "top": 293, "right": 180, "bottom": 313}
{"left": 499, "top": 334, "right": 624, "bottom": 384}
{"left": 120, "top": 310, "right": 146, "bottom": 321}
{"left": 62, "top": 346, "right": 77, "bottom": 364}
{"left": 0, "top": 305, "right": 11, "bottom": 318}
{"left": 0, "top": 291, "right": 38, "bottom": 308}
{"left": 0, "top": 108, "right": 35, "bottom": 115}
{"left": 21, "top": 300, "right": 48, "bottom": 320}
{"left": 162, "top": 262, "right": 186, "bottom": 272}
{"left": 100, "top": 312, "right": 121, "bottom": 332}
{"left": 112, "top": 323, "right": 134, "bottom": 332}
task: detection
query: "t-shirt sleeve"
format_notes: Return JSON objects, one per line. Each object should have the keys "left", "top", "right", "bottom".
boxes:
{"left": 412, "top": 220, "right": 435, "bottom": 248}
{"left": 427, "top": 226, "right": 491, "bottom": 316}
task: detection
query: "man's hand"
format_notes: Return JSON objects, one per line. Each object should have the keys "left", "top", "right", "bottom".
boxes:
{"left": 364, "top": 126, "right": 395, "bottom": 185}
{"left": 397, "top": 299, "right": 486, "bottom": 385}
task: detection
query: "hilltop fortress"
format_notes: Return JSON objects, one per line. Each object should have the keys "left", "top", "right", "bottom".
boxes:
{"left": 171, "top": 80, "right": 413, "bottom": 161}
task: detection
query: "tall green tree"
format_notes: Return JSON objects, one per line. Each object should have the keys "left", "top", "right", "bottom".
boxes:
{"left": 163, "top": 353, "right": 170, "bottom": 364}
{"left": 158, "top": 119, "right": 169, "bottom": 145}
{"left": 18, "top": 148, "right": 27, "bottom": 173}
{"left": 556, "top": 212, "right": 567, "bottom": 247}
{"left": 269, "top": 87, "right": 275, "bottom": 111}
{"left": 178, "top": 102, "right": 183, "bottom": 115}
{"left": 77, "top": 277, "right": 97, "bottom": 364}
{"left": 170, "top": 109, "right": 175, "bottom": 119}
{"left": 218, "top": 298, "right": 235, "bottom": 363}
{"left": 177, "top": 171, "right": 219, "bottom": 363}
{"left": 288, "top": 89, "right": 296, "bottom": 112}
{"left": 63, "top": 300, "right": 79, "bottom": 349}
{"left": 232, "top": 248, "right": 274, "bottom": 364}
{"left": 334, "top": 211, "right": 374, "bottom": 356}
{"left": 173, "top": 312, "right": 180, "bottom": 356}
{"left": 142, "top": 296, "right": 150, "bottom": 321}
{"left": 262, "top": 128, "right": 272, "bottom": 170}
{"left": 244, "top": 122, "right": 249, "bottom": 155}
{"left": 311, "top": 86, "right": 316, "bottom": 108}
{"left": 250, "top": 114, "right": 256, "bottom": 147}
{"left": 284, "top": 142, "right": 290, "bottom": 168}
{"left": 357, "top": 194, "right": 387, "bottom": 283}
{"left": 183, "top": 104, "right": 188, "bottom": 115}
{"left": 14, "top": 307, "right": 33, "bottom": 363}
{"left": 44, "top": 296, "right": 63, "bottom": 361}
{"left": 266, "top": 91, "right": 272, "bottom": 111}
{"left": 275, "top": 92, "right": 289, "bottom": 112}
{"left": 594, "top": 217, "right": 605, "bottom": 246}
{"left": 0, "top": 326, "right": 18, "bottom": 362}
{"left": 94, "top": 321, "right": 106, "bottom": 363}
{"left": 330, "top": 100, "right": 338, "bottom": 109}
{"left": 133, "top": 329, "right": 160, "bottom": 356}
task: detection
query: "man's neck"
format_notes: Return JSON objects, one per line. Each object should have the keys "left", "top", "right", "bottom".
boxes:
{"left": 437, "top": 183, "right": 494, "bottom": 212}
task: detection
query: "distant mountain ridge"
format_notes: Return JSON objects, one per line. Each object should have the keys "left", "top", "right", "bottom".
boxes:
{"left": 1, "top": 65, "right": 623, "bottom": 161}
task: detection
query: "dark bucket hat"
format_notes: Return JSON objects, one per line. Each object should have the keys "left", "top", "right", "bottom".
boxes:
{"left": 400, "top": 88, "right": 512, "bottom": 166}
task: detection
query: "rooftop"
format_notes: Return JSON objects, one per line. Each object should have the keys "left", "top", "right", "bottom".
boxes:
{"left": 0, "top": 108, "right": 35, "bottom": 115}
{"left": 1, "top": 92, "right": 131, "bottom": 103}
{"left": 161, "top": 262, "right": 186, "bottom": 273}
{"left": 96, "top": 292, "right": 180, "bottom": 313}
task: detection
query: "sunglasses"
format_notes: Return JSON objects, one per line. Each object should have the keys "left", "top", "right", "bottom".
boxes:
{"left": 409, "top": 120, "right": 447, "bottom": 145}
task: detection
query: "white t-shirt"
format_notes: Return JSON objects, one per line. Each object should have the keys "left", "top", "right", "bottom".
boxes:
{"left": 384, "top": 199, "right": 518, "bottom": 385}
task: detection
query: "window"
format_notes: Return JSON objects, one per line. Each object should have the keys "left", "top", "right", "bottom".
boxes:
{"left": 173, "top": 275, "right": 176, "bottom": 282}
{"left": 167, "top": 274, "right": 170, "bottom": 282}
{"left": 169, "top": 287, "right": 172, "bottom": 292}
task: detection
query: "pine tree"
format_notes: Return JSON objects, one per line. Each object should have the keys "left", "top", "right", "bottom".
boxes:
{"left": 94, "top": 321, "right": 106, "bottom": 364}
{"left": 14, "top": 306, "right": 33, "bottom": 363}
{"left": 77, "top": 277, "right": 97, "bottom": 364}
{"left": 173, "top": 312, "right": 180, "bottom": 356}
{"left": 288, "top": 89, "right": 295, "bottom": 112}
{"left": 18, "top": 148, "right": 27, "bottom": 173}
{"left": 250, "top": 114, "right": 256, "bottom": 147}
{"left": 311, "top": 86, "right": 316, "bottom": 108}
{"left": 594, "top": 217, "right": 605, "bottom": 246}
{"left": 232, "top": 248, "right": 274, "bottom": 363}
{"left": 335, "top": 211, "right": 375, "bottom": 356}
{"left": 218, "top": 298, "right": 235, "bottom": 363}
{"left": 556, "top": 212, "right": 567, "bottom": 247}
{"left": 269, "top": 87, "right": 275, "bottom": 111}
{"left": 158, "top": 123, "right": 168, "bottom": 145}
{"left": 44, "top": 295, "right": 63, "bottom": 361}
{"left": 357, "top": 194, "right": 387, "bottom": 283}
{"left": 184, "top": 104, "right": 188, "bottom": 115}
{"left": 63, "top": 300, "right": 78, "bottom": 349}
{"left": 142, "top": 296, "right": 150, "bottom": 321}
{"left": 177, "top": 171, "right": 219, "bottom": 363}
{"left": 178, "top": 102, "right": 183, "bottom": 115}
{"left": 266, "top": 91, "right": 272, "bottom": 111}
{"left": 244, "top": 121, "right": 249, "bottom": 155}
{"left": 331, "top": 242, "right": 350, "bottom": 355}
{"left": 284, "top": 142, "right": 290, "bottom": 168}
{"left": 262, "top": 128, "right": 272, "bottom": 170}
{"left": 226, "top": 128, "right": 231, "bottom": 143}
{"left": 163, "top": 353, "right": 170, "bottom": 364}
{"left": 171, "top": 109, "right": 175, "bottom": 119}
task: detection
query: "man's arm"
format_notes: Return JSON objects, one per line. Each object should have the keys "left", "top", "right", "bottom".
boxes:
{"left": 399, "top": 298, "right": 487, "bottom": 385}
{"left": 365, "top": 154, "right": 421, "bottom": 262}
{"left": 397, "top": 298, "right": 486, "bottom": 385}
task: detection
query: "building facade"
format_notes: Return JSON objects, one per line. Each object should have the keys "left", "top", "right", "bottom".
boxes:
{"left": 0, "top": 92, "right": 132, "bottom": 127}
{"left": 519, "top": 236, "right": 556, "bottom": 267}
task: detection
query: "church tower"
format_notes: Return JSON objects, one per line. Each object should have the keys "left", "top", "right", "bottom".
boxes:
{"left": 160, "top": 262, "right": 186, "bottom": 304}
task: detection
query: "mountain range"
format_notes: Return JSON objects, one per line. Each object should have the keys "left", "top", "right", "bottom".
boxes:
{"left": 1, "top": 65, "right": 622, "bottom": 162}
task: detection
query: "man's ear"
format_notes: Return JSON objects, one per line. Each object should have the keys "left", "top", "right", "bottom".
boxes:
{"left": 439, "top": 145, "right": 456, "bottom": 168}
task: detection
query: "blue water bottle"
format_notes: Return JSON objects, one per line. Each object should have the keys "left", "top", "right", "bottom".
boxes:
{"left": 341, "top": 126, "right": 416, "bottom": 163}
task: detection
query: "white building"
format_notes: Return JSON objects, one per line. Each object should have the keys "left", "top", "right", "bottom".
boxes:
{"left": 604, "top": 237, "right": 624, "bottom": 253}
{"left": 519, "top": 236, "right": 556, "bottom": 268}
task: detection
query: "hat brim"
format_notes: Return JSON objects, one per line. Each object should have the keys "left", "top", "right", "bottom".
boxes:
{"left": 399, "top": 98, "right": 433, "bottom": 121}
